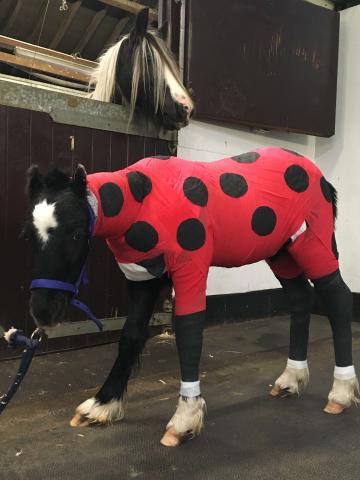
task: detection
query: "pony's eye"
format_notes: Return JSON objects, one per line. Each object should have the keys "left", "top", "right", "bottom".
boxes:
{"left": 48, "top": 227, "right": 55, "bottom": 235}
{"left": 20, "top": 229, "right": 30, "bottom": 241}
{"left": 73, "top": 232, "right": 82, "bottom": 241}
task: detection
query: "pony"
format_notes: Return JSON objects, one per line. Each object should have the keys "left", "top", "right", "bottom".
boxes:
{"left": 23, "top": 147, "right": 359, "bottom": 447}
{"left": 89, "top": 8, "right": 193, "bottom": 131}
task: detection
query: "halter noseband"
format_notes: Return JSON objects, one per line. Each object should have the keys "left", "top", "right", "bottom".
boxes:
{"left": 30, "top": 204, "right": 103, "bottom": 332}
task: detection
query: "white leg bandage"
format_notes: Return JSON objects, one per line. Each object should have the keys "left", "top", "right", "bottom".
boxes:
{"left": 334, "top": 365, "right": 356, "bottom": 380}
{"left": 180, "top": 380, "right": 201, "bottom": 398}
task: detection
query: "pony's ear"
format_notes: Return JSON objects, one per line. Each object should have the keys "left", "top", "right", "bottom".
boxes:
{"left": 158, "top": 21, "right": 168, "bottom": 40}
{"left": 26, "top": 165, "right": 44, "bottom": 201}
{"left": 71, "top": 164, "right": 88, "bottom": 198}
{"left": 131, "top": 8, "right": 149, "bottom": 39}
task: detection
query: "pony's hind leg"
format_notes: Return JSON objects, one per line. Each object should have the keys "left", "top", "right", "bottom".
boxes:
{"left": 313, "top": 270, "right": 360, "bottom": 414}
{"left": 160, "top": 311, "right": 206, "bottom": 447}
{"left": 270, "top": 274, "right": 313, "bottom": 397}
{"left": 70, "top": 277, "right": 164, "bottom": 427}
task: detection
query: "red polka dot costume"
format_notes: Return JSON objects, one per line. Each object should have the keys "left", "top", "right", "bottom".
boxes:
{"left": 87, "top": 147, "right": 338, "bottom": 316}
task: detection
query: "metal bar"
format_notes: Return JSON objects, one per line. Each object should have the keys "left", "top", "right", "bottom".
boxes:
{"left": 0, "top": 313, "right": 171, "bottom": 339}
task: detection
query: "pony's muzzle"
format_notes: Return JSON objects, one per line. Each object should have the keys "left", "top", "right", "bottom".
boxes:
{"left": 30, "top": 289, "right": 69, "bottom": 327}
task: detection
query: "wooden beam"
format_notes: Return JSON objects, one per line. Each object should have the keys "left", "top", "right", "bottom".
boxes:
{"left": 49, "top": 0, "right": 83, "bottom": 50}
{"left": 98, "top": 0, "right": 157, "bottom": 21}
{"left": 2, "top": 0, "right": 24, "bottom": 36}
{"left": 74, "top": 7, "right": 108, "bottom": 55}
{"left": 0, "top": 36, "right": 96, "bottom": 69}
{"left": 0, "top": 51, "right": 90, "bottom": 83}
{"left": 104, "top": 17, "right": 130, "bottom": 48}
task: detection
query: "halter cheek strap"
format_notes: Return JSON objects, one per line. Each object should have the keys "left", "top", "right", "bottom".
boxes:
{"left": 30, "top": 204, "right": 104, "bottom": 332}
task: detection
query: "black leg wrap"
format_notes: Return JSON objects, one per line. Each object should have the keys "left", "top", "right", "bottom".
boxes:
{"left": 278, "top": 274, "right": 314, "bottom": 361}
{"left": 313, "top": 269, "right": 353, "bottom": 367}
{"left": 175, "top": 311, "right": 206, "bottom": 382}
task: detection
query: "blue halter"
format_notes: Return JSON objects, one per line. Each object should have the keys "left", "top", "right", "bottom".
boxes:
{"left": 30, "top": 204, "right": 103, "bottom": 332}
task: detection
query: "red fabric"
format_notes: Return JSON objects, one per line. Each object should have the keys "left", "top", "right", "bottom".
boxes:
{"left": 87, "top": 147, "right": 338, "bottom": 315}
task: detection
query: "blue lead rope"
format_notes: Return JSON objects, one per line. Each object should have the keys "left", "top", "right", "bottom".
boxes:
{"left": 0, "top": 328, "right": 44, "bottom": 415}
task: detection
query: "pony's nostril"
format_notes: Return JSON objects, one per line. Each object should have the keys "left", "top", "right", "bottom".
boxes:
{"left": 50, "top": 299, "right": 62, "bottom": 319}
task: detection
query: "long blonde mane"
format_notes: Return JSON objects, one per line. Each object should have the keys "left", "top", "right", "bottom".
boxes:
{"left": 89, "top": 31, "right": 192, "bottom": 122}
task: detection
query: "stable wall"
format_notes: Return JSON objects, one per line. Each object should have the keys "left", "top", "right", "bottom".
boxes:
{"left": 314, "top": 5, "right": 360, "bottom": 293}
{"left": 178, "top": 5, "right": 358, "bottom": 296}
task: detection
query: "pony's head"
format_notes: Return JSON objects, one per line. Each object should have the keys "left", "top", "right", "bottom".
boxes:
{"left": 90, "top": 8, "right": 193, "bottom": 130}
{"left": 23, "top": 165, "right": 90, "bottom": 327}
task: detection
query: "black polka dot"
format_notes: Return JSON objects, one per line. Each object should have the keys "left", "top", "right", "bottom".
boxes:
{"left": 320, "top": 176, "right": 332, "bottom": 203}
{"left": 127, "top": 171, "right": 152, "bottom": 202}
{"left": 284, "top": 165, "right": 309, "bottom": 193}
{"left": 125, "top": 221, "right": 158, "bottom": 252}
{"left": 282, "top": 149, "right": 304, "bottom": 157}
{"left": 183, "top": 177, "right": 208, "bottom": 206}
{"left": 332, "top": 233, "right": 339, "bottom": 260}
{"left": 220, "top": 173, "right": 248, "bottom": 198}
{"left": 231, "top": 152, "right": 260, "bottom": 163}
{"left": 251, "top": 206, "right": 277, "bottom": 236}
{"left": 154, "top": 155, "right": 170, "bottom": 160}
{"left": 99, "top": 182, "right": 123, "bottom": 217}
{"left": 137, "top": 254, "right": 165, "bottom": 278}
{"left": 177, "top": 218, "right": 206, "bottom": 251}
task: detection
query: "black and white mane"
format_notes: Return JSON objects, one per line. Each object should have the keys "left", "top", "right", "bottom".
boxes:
{"left": 89, "top": 8, "right": 193, "bottom": 130}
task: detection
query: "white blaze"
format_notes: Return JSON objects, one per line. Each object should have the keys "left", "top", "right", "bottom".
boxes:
{"left": 164, "top": 65, "right": 194, "bottom": 113}
{"left": 32, "top": 199, "right": 58, "bottom": 244}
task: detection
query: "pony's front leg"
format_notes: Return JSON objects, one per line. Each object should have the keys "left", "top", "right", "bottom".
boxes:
{"left": 70, "top": 277, "right": 163, "bottom": 427}
{"left": 313, "top": 270, "right": 360, "bottom": 414}
{"left": 271, "top": 274, "right": 313, "bottom": 397}
{"left": 161, "top": 311, "right": 206, "bottom": 447}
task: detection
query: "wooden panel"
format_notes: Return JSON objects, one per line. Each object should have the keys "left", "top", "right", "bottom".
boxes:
{"left": 0, "top": 107, "right": 32, "bottom": 337}
{"left": 185, "top": 0, "right": 340, "bottom": 137}
{"left": 0, "top": 107, "right": 173, "bottom": 358}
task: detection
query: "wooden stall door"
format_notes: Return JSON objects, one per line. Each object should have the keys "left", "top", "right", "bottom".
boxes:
{"left": 0, "top": 106, "right": 172, "bottom": 358}
{"left": 184, "top": 0, "right": 339, "bottom": 137}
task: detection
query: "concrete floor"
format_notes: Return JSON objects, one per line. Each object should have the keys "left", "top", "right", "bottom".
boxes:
{"left": 1, "top": 315, "right": 360, "bottom": 480}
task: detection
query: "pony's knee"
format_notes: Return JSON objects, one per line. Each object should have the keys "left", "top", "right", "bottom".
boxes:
{"left": 279, "top": 275, "right": 314, "bottom": 316}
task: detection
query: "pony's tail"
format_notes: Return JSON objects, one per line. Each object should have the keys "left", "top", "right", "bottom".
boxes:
{"left": 328, "top": 181, "right": 338, "bottom": 223}
{"left": 89, "top": 38, "right": 126, "bottom": 102}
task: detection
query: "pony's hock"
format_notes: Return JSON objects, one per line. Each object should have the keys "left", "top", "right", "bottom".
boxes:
{"left": 22, "top": 145, "right": 360, "bottom": 445}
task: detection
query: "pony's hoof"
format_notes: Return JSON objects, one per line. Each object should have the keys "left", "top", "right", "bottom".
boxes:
{"left": 270, "top": 385, "right": 291, "bottom": 398}
{"left": 323, "top": 401, "right": 346, "bottom": 415}
{"left": 160, "top": 427, "right": 186, "bottom": 447}
{"left": 70, "top": 412, "right": 92, "bottom": 427}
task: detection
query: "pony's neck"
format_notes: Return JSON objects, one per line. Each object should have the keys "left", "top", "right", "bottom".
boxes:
{"left": 87, "top": 171, "right": 141, "bottom": 239}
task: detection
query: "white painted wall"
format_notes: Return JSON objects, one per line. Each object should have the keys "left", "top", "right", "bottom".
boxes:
{"left": 178, "top": 5, "right": 359, "bottom": 295}
{"left": 314, "top": 6, "right": 360, "bottom": 293}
